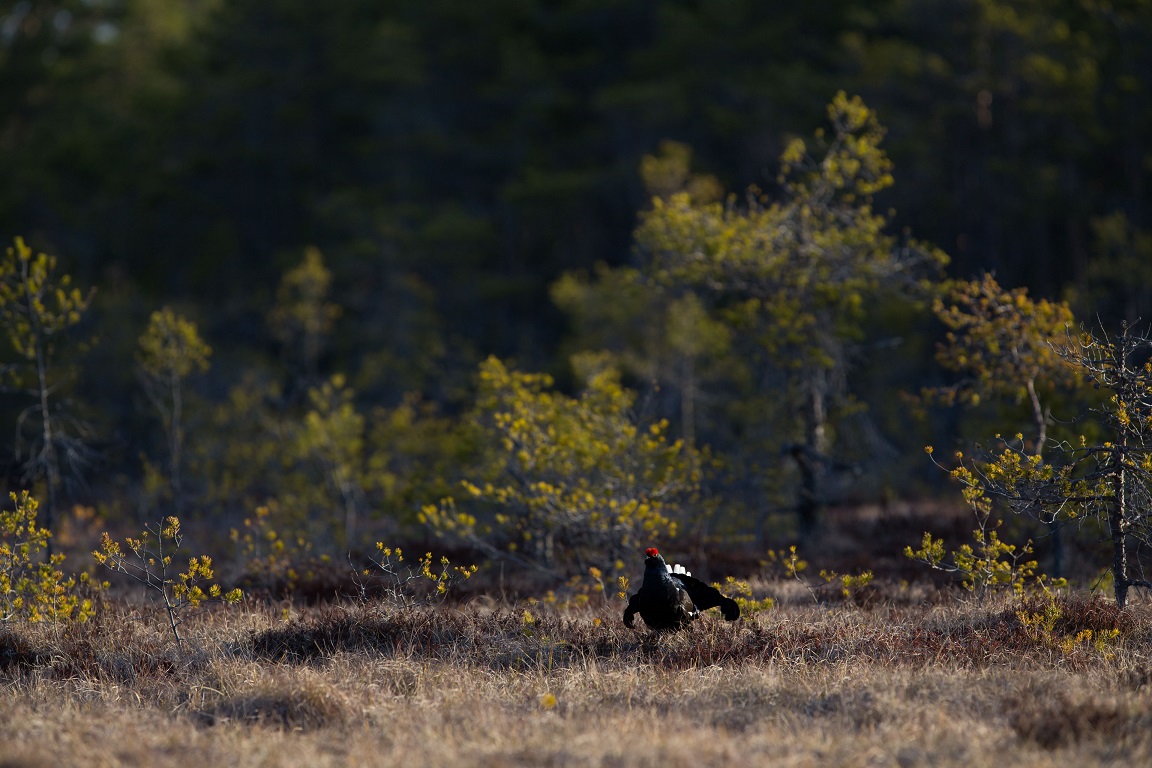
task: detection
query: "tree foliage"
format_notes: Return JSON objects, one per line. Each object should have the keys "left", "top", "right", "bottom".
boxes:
{"left": 572, "top": 93, "right": 946, "bottom": 539}
{"left": 137, "top": 307, "right": 211, "bottom": 516}
{"left": 0, "top": 237, "right": 91, "bottom": 361}
{"left": 267, "top": 246, "right": 341, "bottom": 387}
{"left": 925, "top": 272, "right": 1086, "bottom": 575}
{"left": 905, "top": 520, "right": 1060, "bottom": 601}
{"left": 421, "top": 357, "right": 700, "bottom": 578}
{"left": 637, "top": 93, "right": 944, "bottom": 360}
{"left": 0, "top": 491, "right": 96, "bottom": 626}
{"left": 291, "top": 374, "right": 367, "bottom": 548}
{"left": 928, "top": 272, "right": 1081, "bottom": 448}
{"left": 935, "top": 323, "right": 1152, "bottom": 607}
{"left": 2, "top": 1, "right": 1151, "bottom": 582}
{"left": 0, "top": 237, "right": 93, "bottom": 543}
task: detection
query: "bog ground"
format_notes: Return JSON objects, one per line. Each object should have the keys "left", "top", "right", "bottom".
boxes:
{"left": 4, "top": 579, "right": 1152, "bottom": 768}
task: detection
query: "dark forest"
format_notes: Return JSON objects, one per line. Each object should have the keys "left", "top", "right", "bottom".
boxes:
{"left": 3, "top": 0, "right": 1152, "bottom": 589}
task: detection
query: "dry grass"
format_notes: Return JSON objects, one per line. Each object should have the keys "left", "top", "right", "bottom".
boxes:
{"left": 3, "top": 587, "right": 1152, "bottom": 767}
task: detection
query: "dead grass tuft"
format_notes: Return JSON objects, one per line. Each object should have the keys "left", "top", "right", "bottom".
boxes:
{"left": 1008, "top": 689, "right": 1143, "bottom": 749}
{"left": 237, "top": 559, "right": 361, "bottom": 604}
{"left": 1048, "top": 593, "right": 1137, "bottom": 636}
{"left": 49, "top": 627, "right": 180, "bottom": 685}
{"left": 247, "top": 605, "right": 474, "bottom": 662}
{"left": 0, "top": 755, "right": 56, "bottom": 768}
{"left": 196, "top": 668, "right": 352, "bottom": 731}
{"left": 0, "top": 627, "right": 39, "bottom": 672}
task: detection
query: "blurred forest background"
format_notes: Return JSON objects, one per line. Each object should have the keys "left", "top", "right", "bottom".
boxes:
{"left": 2, "top": 0, "right": 1151, "bottom": 585}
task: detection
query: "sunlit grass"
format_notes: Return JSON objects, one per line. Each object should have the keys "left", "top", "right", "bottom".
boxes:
{"left": 3, "top": 585, "right": 1152, "bottom": 767}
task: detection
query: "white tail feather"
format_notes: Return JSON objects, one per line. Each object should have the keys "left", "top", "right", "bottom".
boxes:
{"left": 667, "top": 563, "right": 691, "bottom": 577}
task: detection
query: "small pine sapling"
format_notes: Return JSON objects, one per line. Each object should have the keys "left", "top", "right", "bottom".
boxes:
{"left": 720, "top": 575, "right": 775, "bottom": 615}
{"left": 818, "top": 569, "right": 876, "bottom": 605}
{"left": 1, "top": 491, "right": 99, "bottom": 634}
{"left": 359, "top": 544, "right": 476, "bottom": 609}
{"left": 94, "top": 516, "right": 241, "bottom": 652}
{"left": 541, "top": 566, "right": 626, "bottom": 615}
{"left": 905, "top": 473, "right": 1066, "bottom": 601}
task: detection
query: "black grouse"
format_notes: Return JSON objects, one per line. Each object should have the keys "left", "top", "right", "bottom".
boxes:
{"left": 623, "top": 547, "right": 740, "bottom": 630}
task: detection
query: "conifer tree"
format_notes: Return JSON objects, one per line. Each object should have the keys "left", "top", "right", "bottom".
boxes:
{"left": 926, "top": 273, "right": 1081, "bottom": 573}
{"left": 940, "top": 322, "right": 1152, "bottom": 608}
{"left": 633, "top": 94, "right": 946, "bottom": 540}
{"left": 267, "top": 246, "right": 341, "bottom": 394}
{"left": 137, "top": 308, "right": 212, "bottom": 517}
{"left": 422, "top": 357, "right": 697, "bottom": 578}
{"left": 0, "top": 237, "right": 93, "bottom": 551}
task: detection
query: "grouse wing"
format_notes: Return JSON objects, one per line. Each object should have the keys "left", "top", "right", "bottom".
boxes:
{"left": 672, "top": 573, "right": 740, "bottom": 621}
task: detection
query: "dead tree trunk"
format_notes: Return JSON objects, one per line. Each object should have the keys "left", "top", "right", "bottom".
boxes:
{"left": 1110, "top": 444, "right": 1130, "bottom": 609}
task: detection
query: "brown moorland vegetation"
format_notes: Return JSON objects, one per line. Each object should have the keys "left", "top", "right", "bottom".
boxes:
{"left": 3, "top": 580, "right": 1152, "bottom": 768}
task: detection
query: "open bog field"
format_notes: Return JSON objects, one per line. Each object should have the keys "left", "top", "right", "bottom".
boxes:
{"left": 4, "top": 584, "right": 1152, "bottom": 768}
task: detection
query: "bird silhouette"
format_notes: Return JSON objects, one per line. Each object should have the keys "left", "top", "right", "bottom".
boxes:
{"left": 623, "top": 547, "right": 739, "bottom": 630}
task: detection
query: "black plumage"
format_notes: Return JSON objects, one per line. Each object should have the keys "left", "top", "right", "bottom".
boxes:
{"left": 623, "top": 547, "right": 740, "bottom": 630}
